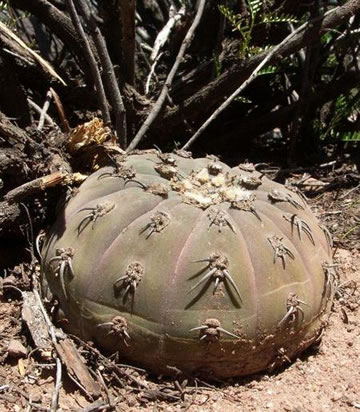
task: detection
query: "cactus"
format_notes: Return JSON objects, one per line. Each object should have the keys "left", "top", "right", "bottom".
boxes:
{"left": 41, "top": 151, "right": 335, "bottom": 378}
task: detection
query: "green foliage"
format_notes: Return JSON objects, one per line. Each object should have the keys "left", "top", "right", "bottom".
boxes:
{"left": 218, "top": 1, "right": 297, "bottom": 58}
{"left": 0, "top": 1, "right": 29, "bottom": 29}
{"left": 258, "top": 65, "right": 278, "bottom": 75}
{"left": 320, "top": 92, "right": 360, "bottom": 142}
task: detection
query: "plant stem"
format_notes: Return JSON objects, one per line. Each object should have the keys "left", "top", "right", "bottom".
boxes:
{"left": 126, "top": 0, "right": 206, "bottom": 153}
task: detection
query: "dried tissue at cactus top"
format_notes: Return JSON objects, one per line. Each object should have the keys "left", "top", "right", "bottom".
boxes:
{"left": 41, "top": 150, "right": 336, "bottom": 378}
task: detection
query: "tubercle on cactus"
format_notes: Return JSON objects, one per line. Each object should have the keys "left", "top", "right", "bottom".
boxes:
{"left": 173, "top": 149, "right": 192, "bottom": 158}
{"left": 113, "top": 262, "right": 144, "bottom": 296}
{"left": 267, "top": 235, "right": 295, "bottom": 268}
{"left": 48, "top": 247, "right": 74, "bottom": 300}
{"left": 189, "top": 252, "right": 242, "bottom": 302}
{"left": 285, "top": 182, "right": 308, "bottom": 204}
{"left": 230, "top": 196, "right": 262, "bottom": 222}
{"left": 207, "top": 161, "right": 223, "bottom": 175}
{"left": 97, "top": 316, "right": 131, "bottom": 346}
{"left": 155, "top": 152, "right": 177, "bottom": 165}
{"left": 140, "top": 211, "right": 170, "bottom": 238}
{"left": 238, "top": 175, "right": 262, "bottom": 189}
{"left": 238, "top": 162, "right": 256, "bottom": 172}
{"left": 125, "top": 180, "right": 169, "bottom": 197}
{"left": 322, "top": 262, "right": 339, "bottom": 295}
{"left": 190, "top": 318, "right": 240, "bottom": 341}
{"left": 207, "top": 208, "right": 236, "bottom": 233}
{"left": 77, "top": 201, "right": 115, "bottom": 235}
{"left": 97, "top": 163, "right": 136, "bottom": 181}
{"left": 268, "top": 189, "right": 304, "bottom": 210}
{"left": 268, "top": 347, "right": 291, "bottom": 372}
{"left": 278, "top": 292, "right": 308, "bottom": 326}
{"left": 154, "top": 163, "right": 179, "bottom": 180}
{"left": 283, "top": 213, "right": 315, "bottom": 245}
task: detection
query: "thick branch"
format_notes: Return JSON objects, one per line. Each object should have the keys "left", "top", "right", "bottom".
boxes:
{"left": 221, "top": 70, "right": 360, "bottom": 147}
{"left": 9, "top": 0, "right": 90, "bottom": 75}
{"left": 155, "top": 0, "right": 360, "bottom": 144}
{"left": 100, "top": 1, "right": 136, "bottom": 85}
{"left": 119, "top": 0, "right": 136, "bottom": 85}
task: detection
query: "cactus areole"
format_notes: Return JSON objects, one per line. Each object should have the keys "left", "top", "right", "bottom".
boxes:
{"left": 42, "top": 151, "right": 335, "bottom": 378}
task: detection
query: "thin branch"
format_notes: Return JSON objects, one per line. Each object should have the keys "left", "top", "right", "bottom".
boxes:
{"left": 145, "top": 51, "right": 163, "bottom": 95}
{"left": 181, "top": 6, "right": 343, "bottom": 150}
{"left": 65, "top": 0, "right": 111, "bottom": 127}
{"left": 50, "top": 358, "right": 62, "bottom": 412}
{"left": 150, "top": 5, "right": 186, "bottom": 62}
{"left": 126, "top": 0, "right": 206, "bottom": 153}
{"left": 216, "top": 70, "right": 360, "bottom": 147}
{"left": 37, "top": 90, "right": 53, "bottom": 131}
{"left": 73, "top": 0, "right": 127, "bottom": 148}
{"left": 27, "top": 98, "right": 55, "bottom": 128}
{"left": 50, "top": 87, "right": 70, "bottom": 133}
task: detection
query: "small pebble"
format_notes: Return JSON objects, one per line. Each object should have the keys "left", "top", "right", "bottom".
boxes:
{"left": 7, "top": 339, "right": 27, "bottom": 358}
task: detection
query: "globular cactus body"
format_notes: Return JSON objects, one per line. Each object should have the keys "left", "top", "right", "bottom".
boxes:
{"left": 42, "top": 151, "right": 335, "bottom": 377}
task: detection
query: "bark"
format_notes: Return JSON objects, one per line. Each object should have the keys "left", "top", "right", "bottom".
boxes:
{"left": 0, "top": 31, "right": 55, "bottom": 94}
{"left": 9, "top": 0, "right": 91, "bottom": 77}
{"left": 0, "top": 55, "right": 31, "bottom": 127}
{"left": 0, "top": 112, "right": 71, "bottom": 242}
{"left": 100, "top": 0, "right": 136, "bottom": 86}
{"left": 217, "top": 70, "right": 360, "bottom": 151}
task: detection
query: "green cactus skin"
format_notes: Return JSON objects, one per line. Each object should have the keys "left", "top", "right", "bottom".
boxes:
{"left": 41, "top": 151, "right": 335, "bottom": 378}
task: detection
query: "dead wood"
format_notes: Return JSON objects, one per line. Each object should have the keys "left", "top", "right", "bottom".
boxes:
{"left": 152, "top": 0, "right": 360, "bottom": 146}
{"left": 0, "top": 112, "right": 71, "bottom": 253}
{"left": 219, "top": 70, "right": 360, "bottom": 150}
{"left": 22, "top": 291, "right": 52, "bottom": 352}
{"left": 55, "top": 339, "right": 101, "bottom": 398}
{"left": 4, "top": 171, "right": 67, "bottom": 203}
{"left": 8, "top": 0, "right": 93, "bottom": 80}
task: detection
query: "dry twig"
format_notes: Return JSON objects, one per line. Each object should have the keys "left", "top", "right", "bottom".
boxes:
{"left": 65, "top": 0, "right": 111, "bottom": 127}
{"left": 126, "top": 0, "right": 206, "bottom": 152}
{"left": 0, "top": 20, "right": 66, "bottom": 85}
{"left": 50, "top": 87, "right": 70, "bottom": 133}
{"left": 74, "top": 0, "right": 127, "bottom": 148}
{"left": 37, "top": 90, "right": 53, "bottom": 131}
{"left": 27, "top": 98, "right": 55, "bottom": 128}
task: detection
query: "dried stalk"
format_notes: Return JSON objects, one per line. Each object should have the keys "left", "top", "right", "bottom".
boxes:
{"left": 151, "top": 5, "right": 186, "bottom": 62}
{"left": 27, "top": 98, "right": 55, "bottom": 128}
{"left": 0, "top": 20, "right": 66, "bottom": 86}
{"left": 50, "top": 87, "right": 70, "bottom": 133}
{"left": 74, "top": 0, "right": 128, "bottom": 148}
{"left": 126, "top": 0, "right": 206, "bottom": 153}
{"left": 65, "top": 0, "right": 111, "bottom": 128}
{"left": 50, "top": 358, "right": 62, "bottom": 412}
{"left": 37, "top": 90, "right": 53, "bottom": 131}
